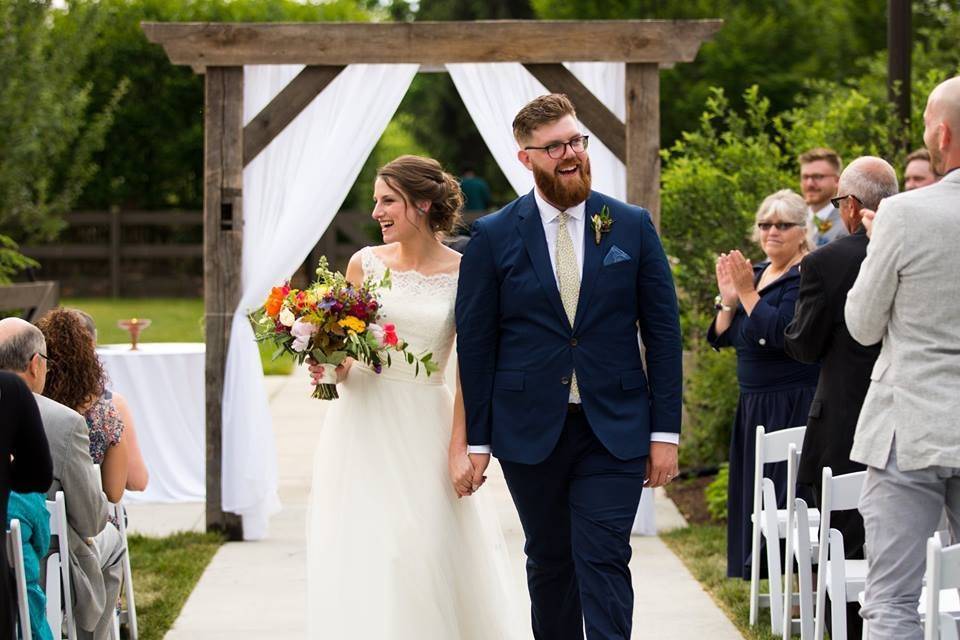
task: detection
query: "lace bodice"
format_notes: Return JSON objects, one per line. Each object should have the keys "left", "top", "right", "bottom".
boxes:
{"left": 358, "top": 246, "right": 458, "bottom": 384}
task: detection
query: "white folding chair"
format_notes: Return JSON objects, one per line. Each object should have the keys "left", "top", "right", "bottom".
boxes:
{"left": 112, "top": 503, "right": 138, "bottom": 640}
{"left": 749, "top": 424, "right": 816, "bottom": 635}
{"left": 782, "top": 442, "right": 822, "bottom": 638}
{"left": 788, "top": 496, "right": 818, "bottom": 640}
{"left": 924, "top": 534, "right": 960, "bottom": 640}
{"left": 46, "top": 491, "right": 77, "bottom": 640}
{"left": 814, "top": 468, "right": 867, "bottom": 640}
{"left": 7, "top": 520, "right": 32, "bottom": 639}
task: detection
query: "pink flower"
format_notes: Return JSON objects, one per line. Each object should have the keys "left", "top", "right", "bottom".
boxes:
{"left": 383, "top": 322, "right": 399, "bottom": 347}
{"left": 290, "top": 319, "right": 317, "bottom": 352}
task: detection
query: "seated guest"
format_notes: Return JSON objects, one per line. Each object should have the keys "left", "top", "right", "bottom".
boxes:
{"left": 845, "top": 76, "right": 960, "bottom": 640}
{"left": 7, "top": 491, "right": 53, "bottom": 640}
{"left": 708, "top": 189, "right": 820, "bottom": 578}
{"left": 0, "top": 372, "right": 53, "bottom": 640}
{"left": 784, "top": 156, "right": 899, "bottom": 639}
{"left": 0, "top": 318, "right": 121, "bottom": 640}
{"left": 903, "top": 148, "right": 939, "bottom": 191}
{"left": 36, "top": 309, "right": 130, "bottom": 501}
{"left": 71, "top": 310, "right": 148, "bottom": 491}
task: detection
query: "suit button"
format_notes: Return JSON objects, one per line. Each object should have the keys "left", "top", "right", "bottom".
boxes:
{"left": 758, "top": 338, "right": 767, "bottom": 346}
{"left": 570, "top": 338, "right": 578, "bottom": 347}
{"left": 561, "top": 376, "right": 570, "bottom": 385}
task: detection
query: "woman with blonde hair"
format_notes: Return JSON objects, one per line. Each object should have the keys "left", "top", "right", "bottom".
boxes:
{"left": 707, "top": 188, "right": 820, "bottom": 579}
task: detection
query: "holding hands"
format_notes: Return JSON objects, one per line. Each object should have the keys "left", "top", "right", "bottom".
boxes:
{"left": 448, "top": 448, "right": 488, "bottom": 498}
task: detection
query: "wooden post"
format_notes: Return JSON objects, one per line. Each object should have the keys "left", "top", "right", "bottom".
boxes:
{"left": 887, "top": 0, "right": 912, "bottom": 149}
{"left": 203, "top": 66, "right": 244, "bottom": 540}
{"left": 625, "top": 63, "right": 660, "bottom": 230}
{"left": 109, "top": 207, "right": 120, "bottom": 297}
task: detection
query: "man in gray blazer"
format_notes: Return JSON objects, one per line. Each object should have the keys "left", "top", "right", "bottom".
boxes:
{"left": 0, "top": 318, "right": 124, "bottom": 640}
{"left": 845, "top": 76, "right": 960, "bottom": 640}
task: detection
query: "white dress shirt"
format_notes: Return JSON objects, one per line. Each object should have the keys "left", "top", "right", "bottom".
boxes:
{"left": 467, "top": 189, "right": 678, "bottom": 454}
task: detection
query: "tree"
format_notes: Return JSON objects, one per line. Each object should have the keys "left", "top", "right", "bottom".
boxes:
{"left": 0, "top": 0, "right": 126, "bottom": 267}
{"left": 69, "top": 0, "right": 374, "bottom": 211}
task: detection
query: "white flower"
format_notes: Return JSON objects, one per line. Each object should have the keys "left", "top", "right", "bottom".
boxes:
{"left": 367, "top": 323, "right": 385, "bottom": 346}
{"left": 279, "top": 307, "right": 296, "bottom": 327}
{"left": 290, "top": 319, "right": 316, "bottom": 352}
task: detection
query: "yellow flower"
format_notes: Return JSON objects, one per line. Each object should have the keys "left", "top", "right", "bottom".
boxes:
{"left": 338, "top": 316, "right": 366, "bottom": 333}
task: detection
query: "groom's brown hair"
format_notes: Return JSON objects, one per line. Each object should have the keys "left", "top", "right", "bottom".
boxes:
{"left": 513, "top": 94, "right": 577, "bottom": 145}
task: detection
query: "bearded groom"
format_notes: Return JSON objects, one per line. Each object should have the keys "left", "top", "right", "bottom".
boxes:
{"left": 455, "top": 94, "right": 683, "bottom": 640}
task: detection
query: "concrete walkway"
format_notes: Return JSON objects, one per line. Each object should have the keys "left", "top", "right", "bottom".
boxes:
{"left": 128, "top": 371, "right": 742, "bottom": 639}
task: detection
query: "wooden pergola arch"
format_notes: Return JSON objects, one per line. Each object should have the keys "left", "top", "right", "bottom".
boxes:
{"left": 143, "top": 19, "right": 722, "bottom": 539}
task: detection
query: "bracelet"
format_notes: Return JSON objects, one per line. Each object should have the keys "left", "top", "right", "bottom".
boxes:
{"left": 714, "top": 295, "right": 733, "bottom": 313}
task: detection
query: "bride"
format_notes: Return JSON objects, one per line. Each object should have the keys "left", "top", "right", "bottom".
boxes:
{"left": 306, "top": 155, "right": 519, "bottom": 639}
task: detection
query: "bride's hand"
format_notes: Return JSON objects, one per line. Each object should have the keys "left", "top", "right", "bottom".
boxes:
{"left": 308, "top": 357, "right": 353, "bottom": 384}
{"left": 448, "top": 446, "right": 475, "bottom": 498}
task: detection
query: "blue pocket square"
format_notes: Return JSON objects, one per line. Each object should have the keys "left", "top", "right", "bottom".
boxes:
{"left": 603, "top": 245, "right": 631, "bottom": 266}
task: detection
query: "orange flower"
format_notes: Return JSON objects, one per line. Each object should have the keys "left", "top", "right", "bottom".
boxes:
{"left": 264, "top": 287, "right": 285, "bottom": 318}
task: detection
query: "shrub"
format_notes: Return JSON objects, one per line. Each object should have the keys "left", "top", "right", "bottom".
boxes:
{"left": 705, "top": 463, "right": 729, "bottom": 523}
{"left": 679, "top": 341, "right": 738, "bottom": 470}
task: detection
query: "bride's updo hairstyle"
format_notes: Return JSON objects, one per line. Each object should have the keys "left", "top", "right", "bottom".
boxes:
{"left": 376, "top": 155, "right": 464, "bottom": 236}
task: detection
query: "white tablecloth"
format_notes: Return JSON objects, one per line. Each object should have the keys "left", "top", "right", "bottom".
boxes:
{"left": 97, "top": 343, "right": 205, "bottom": 503}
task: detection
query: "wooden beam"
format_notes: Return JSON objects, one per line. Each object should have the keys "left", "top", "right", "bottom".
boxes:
{"left": 243, "top": 65, "right": 344, "bottom": 167}
{"left": 203, "top": 66, "right": 245, "bottom": 541}
{"left": 0, "top": 282, "right": 60, "bottom": 323}
{"left": 625, "top": 63, "right": 660, "bottom": 229}
{"left": 141, "top": 20, "right": 722, "bottom": 70}
{"left": 523, "top": 63, "right": 625, "bottom": 163}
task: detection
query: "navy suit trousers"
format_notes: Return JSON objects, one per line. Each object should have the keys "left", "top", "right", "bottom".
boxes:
{"left": 500, "top": 409, "right": 647, "bottom": 640}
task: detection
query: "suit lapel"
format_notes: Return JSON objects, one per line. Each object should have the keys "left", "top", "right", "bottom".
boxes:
{"left": 573, "top": 192, "right": 607, "bottom": 333}
{"left": 517, "top": 191, "right": 570, "bottom": 328}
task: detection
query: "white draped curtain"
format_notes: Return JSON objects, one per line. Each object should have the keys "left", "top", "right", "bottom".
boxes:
{"left": 447, "top": 63, "right": 655, "bottom": 535}
{"left": 221, "top": 64, "right": 418, "bottom": 539}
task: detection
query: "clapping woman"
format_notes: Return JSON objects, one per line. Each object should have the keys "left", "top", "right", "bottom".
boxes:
{"left": 707, "top": 189, "right": 820, "bottom": 579}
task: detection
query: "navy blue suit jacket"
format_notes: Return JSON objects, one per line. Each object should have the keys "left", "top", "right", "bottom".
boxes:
{"left": 455, "top": 190, "right": 683, "bottom": 464}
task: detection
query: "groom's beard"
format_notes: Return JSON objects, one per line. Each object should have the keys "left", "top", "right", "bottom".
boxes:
{"left": 533, "top": 155, "right": 592, "bottom": 210}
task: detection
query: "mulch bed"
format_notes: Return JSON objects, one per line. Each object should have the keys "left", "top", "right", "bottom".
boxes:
{"left": 665, "top": 474, "right": 717, "bottom": 526}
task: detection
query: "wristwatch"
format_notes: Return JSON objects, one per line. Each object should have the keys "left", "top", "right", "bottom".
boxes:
{"left": 714, "top": 295, "right": 733, "bottom": 312}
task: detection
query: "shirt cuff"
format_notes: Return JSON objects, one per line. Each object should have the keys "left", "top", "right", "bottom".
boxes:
{"left": 467, "top": 445, "right": 492, "bottom": 455}
{"left": 650, "top": 432, "right": 680, "bottom": 445}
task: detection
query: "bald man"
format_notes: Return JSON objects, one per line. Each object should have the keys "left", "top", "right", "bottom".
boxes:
{"left": 845, "top": 77, "right": 960, "bottom": 640}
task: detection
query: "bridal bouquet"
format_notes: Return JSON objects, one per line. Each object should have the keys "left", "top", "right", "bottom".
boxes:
{"left": 251, "top": 257, "right": 437, "bottom": 399}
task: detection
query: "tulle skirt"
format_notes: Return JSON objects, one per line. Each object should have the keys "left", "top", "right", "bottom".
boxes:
{"left": 306, "top": 365, "right": 519, "bottom": 639}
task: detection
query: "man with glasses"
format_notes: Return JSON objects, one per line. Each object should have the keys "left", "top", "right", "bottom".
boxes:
{"left": 457, "top": 94, "right": 682, "bottom": 639}
{"left": 784, "top": 156, "right": 899, "bottom": 639}
{"left": 0, "top": 317, "right": 119, "bottom": 640}
{"left": 799, "top": 147, "right": 847, "bottom": 247}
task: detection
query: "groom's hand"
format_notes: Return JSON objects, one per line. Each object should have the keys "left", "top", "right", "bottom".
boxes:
{"left": 645, "top": 442, "right": 679, "bottom": 488}
{"left": 468, "top": 453, "right": 490, "bottom": 493}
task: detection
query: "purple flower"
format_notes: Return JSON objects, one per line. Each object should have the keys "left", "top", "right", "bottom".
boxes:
{"left": 290, "top": 319, "right": 318, "bottom": 352}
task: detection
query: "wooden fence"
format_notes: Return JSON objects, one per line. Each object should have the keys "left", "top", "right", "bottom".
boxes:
{"left": 20, "top": 209, "right": 478, "bottom": 297}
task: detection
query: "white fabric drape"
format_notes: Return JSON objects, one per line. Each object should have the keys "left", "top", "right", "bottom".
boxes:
{"left": 222, "top": 64, "right": 418, "bottom": 539}
{"left": 447, "top": 63, "right": 656, "bottom": 535}
{"left": 446, "top": 62, "right": 625, "bottom": 199}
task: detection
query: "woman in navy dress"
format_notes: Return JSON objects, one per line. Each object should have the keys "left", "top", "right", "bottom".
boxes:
{"left": 708, "top": 189, "right": 820, "bottom": 578}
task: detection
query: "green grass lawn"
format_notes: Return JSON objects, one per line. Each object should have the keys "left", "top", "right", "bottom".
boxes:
{"left": 64, "top": 298, "right": 293, "bottom": 375}
{"left": 127, "top": 531, "right": 225, "bottom": 640}
{"left": 662, "top": 524, "right": 780, "bottom": 640}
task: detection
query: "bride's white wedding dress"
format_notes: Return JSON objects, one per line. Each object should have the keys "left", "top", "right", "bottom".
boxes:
{"left": 307, "top": 246, "right": 519, "bottom": 639}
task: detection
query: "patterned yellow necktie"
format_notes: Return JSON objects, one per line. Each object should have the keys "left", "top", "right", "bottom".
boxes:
{"left": 556, "top": 211, "right": 581, "bottom": 402}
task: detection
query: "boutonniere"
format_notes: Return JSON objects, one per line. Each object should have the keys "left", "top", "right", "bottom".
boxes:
{"left": 815, "top": 218, "right": 833, "bottom": 234}
{"left": 590, "top": 205, "right": 613, "bottom": 245}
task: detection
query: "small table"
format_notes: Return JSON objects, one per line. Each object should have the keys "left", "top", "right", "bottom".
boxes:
{"left": 96, "top": 343, "right": 205, "bottom": 503}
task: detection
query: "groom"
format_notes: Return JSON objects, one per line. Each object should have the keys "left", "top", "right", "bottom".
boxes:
{"left": 456, "top": 94, "right": 682, "bottom": 640}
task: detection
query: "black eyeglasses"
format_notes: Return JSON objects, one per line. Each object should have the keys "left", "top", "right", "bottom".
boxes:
{"left": 524, "top": 135, "right": 589, "bottom": 159}
{"left": 757, "top": 222, "right": 801, "bottom": 232}
{"left": 33, "top": 352, "right": 53, "bottom": 367}
{"left": 830, "top": 194, "right": 863, "bottom": 209}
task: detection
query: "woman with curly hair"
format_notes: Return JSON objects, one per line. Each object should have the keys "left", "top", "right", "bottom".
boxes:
{"left": 37, "top": 308, "right": 148, "bottom": 502}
